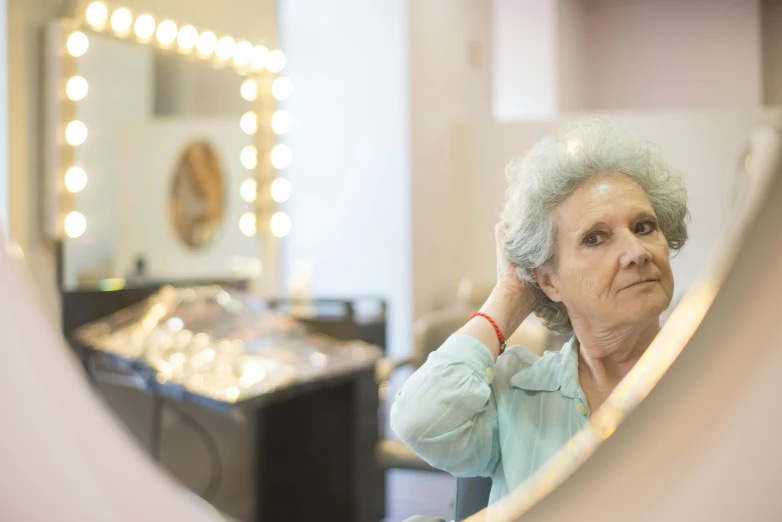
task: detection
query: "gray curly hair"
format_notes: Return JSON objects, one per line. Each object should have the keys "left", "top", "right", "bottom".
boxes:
{"left": 501, "top": 118, "right": 689, "bottom": 333}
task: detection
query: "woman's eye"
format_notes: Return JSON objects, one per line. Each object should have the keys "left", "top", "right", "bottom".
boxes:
{"left": 635, "top": 221, "right": 657, "bottom": 234}
{"left": 584, "top": 234, "right": 603, "bottom": 247}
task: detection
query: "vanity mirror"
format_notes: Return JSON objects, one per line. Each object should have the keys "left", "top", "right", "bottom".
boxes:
{"left": 45, "top": 2, "right": 293, "bottom": 292}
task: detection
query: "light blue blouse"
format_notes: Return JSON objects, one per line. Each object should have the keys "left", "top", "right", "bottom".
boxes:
{"left": 390, "top": 334, "right": 590, "bottom": 505}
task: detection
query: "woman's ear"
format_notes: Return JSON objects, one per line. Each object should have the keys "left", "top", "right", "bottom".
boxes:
{"left": 533, "top": 266, "right": 562, "bottom": 303}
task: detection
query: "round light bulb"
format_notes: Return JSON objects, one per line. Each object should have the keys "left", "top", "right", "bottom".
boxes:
{"left": 215, "top": 36, "right": 236, "bottom": 61}
{"left": 65, "top": 167, "right": 88, "bottom": 193}
{"left": 239, "top": 212, "right": 257, "bottom": 237}
{"left": 197, "top": 31, "right": 217, "bottom": 57}
{"left": 133, "top": 14, "right": 155, "bottom": 40}
{"left": 65, "top": 76, "right": 88, "bottom": 101}
{"left": 267, "top": 49, "right": 286, "bottom": 73}
{"left": 272, "top": 77, "right": 293, "bottom": 101}
{"left": 66, "top": 32, "right": 89, "bottom": 57}
{"left": 271, "top": 144, "right": 292, "bottom": 169}
{"left": 240, "top": 112, "right": 258, "bottom": 135}
{"left": 234, "top": 41, "right": 253, "bottom": 67}
{"left": 271, "top": 178, "right": 292, "bottom": 203}
{"left": 85, "top": 2, "right": 108, "bottom": 28}
{"left": 250, "top": 45, "right": 268, "bottom": 70}
{"left": 110, "top": 8, "right": 133, "bottom": 34}
{"left": 156, "top": 20, "right": 177, "bottom": 45}
{"left": 240, "top": 78, "right": 258, "bottom": 101}
{"left": 177, "top": 25, "right": 198, "bottom": 51}
{"left": 240, "top": 178, "right": 257, "bottom": 203}
{"left": 271, "top": 110, "right": 292, "bottom": 135}
{"left": 240, "top": 146, "right": 258, "bottom": 169}
{"left": 64, "top": 211, "right": 87, "bottom": 238}
{"left": 65, "top": 121, "right": 88, "bottom": 146}
{"left": 270, "top": 212, "right": 292, "bottom": 238}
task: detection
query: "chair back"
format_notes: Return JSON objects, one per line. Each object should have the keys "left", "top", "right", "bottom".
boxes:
{"left": 455, "top": 477, "right": 492, "bottom": 520}
{"left": 412, "top": 307, "right": 472, "bottom": 367}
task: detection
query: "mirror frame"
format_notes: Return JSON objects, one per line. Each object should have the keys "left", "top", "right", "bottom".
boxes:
{"left": 44, "top": 1, "right": 290, "bottom": 295}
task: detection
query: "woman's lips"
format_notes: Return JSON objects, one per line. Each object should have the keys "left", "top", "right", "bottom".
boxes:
{"left": 621, "top": 279, "right": 659, "bottom": 291}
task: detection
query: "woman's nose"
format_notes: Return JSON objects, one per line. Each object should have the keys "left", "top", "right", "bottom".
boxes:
{"left": 618, "top": 232, "right": 652, "bottom": 268}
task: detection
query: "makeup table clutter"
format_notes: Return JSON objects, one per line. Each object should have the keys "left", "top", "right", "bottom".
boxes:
{"left": 65, "top": 284, "right": 387, "bottom": 522}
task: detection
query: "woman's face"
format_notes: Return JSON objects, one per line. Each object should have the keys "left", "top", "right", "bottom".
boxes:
{"left": 538, "top": 175, "right": 674, "bottom": 330}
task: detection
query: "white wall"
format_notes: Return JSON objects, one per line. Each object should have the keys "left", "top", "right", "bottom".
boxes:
{"left": 580, "top": 0, "right": 762, "bottom": 111}
{"left": 278, "top": 0, "right": 412, "bottom": 357}
{"left": 451, "top": 109, "right": 782, "bottom": 310}
{"left": 411, "top": 0, "right": 492, "bottom": 317}
{"left": 492, "top": 0, "right": 558, "bottom": 121}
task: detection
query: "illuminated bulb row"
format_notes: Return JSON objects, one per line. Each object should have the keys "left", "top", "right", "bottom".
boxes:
{"left": 238, "top": 177, "right": 292, "bottom": 238}
{"left": 240, "top": 177, "right": 292, "bottom": 204}
{"left": 62, "top": 30, "right": 92, "bottom": 239}
{"left": 239, "top": 144, "right": 292, "bottom": 170}
{"left": 237, "top": 170, "right": 292, "bottom": 237}
{"left": 238, "top": 78, "right": 294, "bottom": 136}
{"left": 63, "top": 118, "right": 89, "bottom": 238}
{"left": 241, "top": 77, "right": 293, "bottom": 103}
{"left": 84, "top": 2, "right": 285, "bottom": 71}
{"left": 238, "top": 75, "right": 293, "bottom": 245}
{"left": 239, "top": 211, "right": 291, "bottom": 238}
{"left": 238, "top": 109, "right": 292, "bottom": 136}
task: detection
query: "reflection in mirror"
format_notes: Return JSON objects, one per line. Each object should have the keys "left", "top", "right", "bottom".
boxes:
{"left": 170, "top": 141, "right": 226, "bottom": 250}
{"left": 154, "top": 53, "right": 247, "bottom": 117}
{"left": 389, "top": 115, "right": 782, "bottom": 520}
{"left": 475, "top": 126, "right": 782, "bottom": 522}
{"left": 391, "top": 118, "right": 690, "bottom": 511}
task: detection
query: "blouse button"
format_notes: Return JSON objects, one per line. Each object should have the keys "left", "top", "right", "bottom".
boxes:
{"left": 576, "top": 403, "right": 589, "bottom": 416}
{"left": 485, "top": 367, "right": 494, "bottom": 383}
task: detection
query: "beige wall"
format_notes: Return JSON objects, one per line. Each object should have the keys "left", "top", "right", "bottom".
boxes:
{"left": 8, "top": 0, "right": 276, "bottom": 323}
{"left": 411, "top": 0, "right": 492, "bottom": 317}
{"left": 556, "top": 0, "right": 587, "bottom": 113}
{"left": 580, "top": 0, "right": 762, "bottom": 111}
{"left": 762, "top": 0, "right": 782, "bottom": 105}
{"left": 0, "top": 0, "right": 6, "bottom": 237}
{"left": 451, "top": 109, "right": 782, "bottom": 309}
{"left": 491, "top": 0, "right": 558, "bottom": 121}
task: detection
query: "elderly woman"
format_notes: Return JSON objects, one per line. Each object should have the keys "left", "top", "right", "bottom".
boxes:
{"left": 390, "top": 118, "right": 688, "bottom": 504}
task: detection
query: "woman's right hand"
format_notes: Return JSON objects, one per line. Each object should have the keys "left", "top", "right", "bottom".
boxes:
{"left": 493, "top": 223, "right": 526, "bottom": 299}
{"left": 481, "top": 223, "right": 532, "bottom": 337}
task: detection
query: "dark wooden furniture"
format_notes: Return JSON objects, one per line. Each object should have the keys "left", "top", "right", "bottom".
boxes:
{"left": 62, "top": 283, "right": 387, "bottom": 522}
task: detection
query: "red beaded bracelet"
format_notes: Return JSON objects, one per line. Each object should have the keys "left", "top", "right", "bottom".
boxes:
{"left": 470, "top": 312, "right": 507, "bottom": 355}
